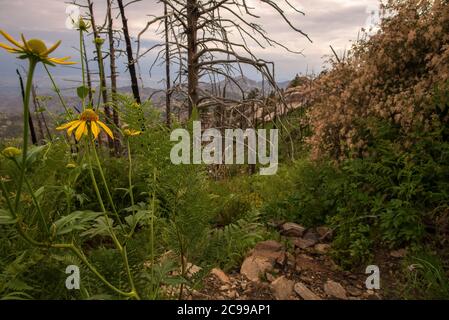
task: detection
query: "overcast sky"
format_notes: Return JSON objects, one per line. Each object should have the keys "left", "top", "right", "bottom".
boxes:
{"left": 0, "top": 0, "right": 380, "bottom": 89}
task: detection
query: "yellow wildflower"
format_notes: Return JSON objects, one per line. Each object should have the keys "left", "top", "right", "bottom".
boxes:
{"left": 123, "top": 129, "right": 142, "bottom": 137}
{"left": 56, "top": 109, "right": 114, "bottom": 141}
{"left": 66, "top": 163, "right": 77, "bottom": 169}
{"left": 0, "top": 30, "right": 75, "bottom": 66}
{"left": 2, "top": 147, "right": 21, "bottom": 159}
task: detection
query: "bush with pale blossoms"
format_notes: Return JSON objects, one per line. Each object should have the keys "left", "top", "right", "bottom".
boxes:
{"left": 307, "top": 0, "right": 449, "bottom": 159}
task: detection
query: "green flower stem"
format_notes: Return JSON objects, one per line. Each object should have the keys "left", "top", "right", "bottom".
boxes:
{"left": 15, "top": 58, "right": 37, "bottom": 211}
{"left": 127, "top": 140, "right": 136, "bottom": 215}
{"left": 85, "top": 141, "right": 121, "bottom": 250}
{"left": 150, "top": 169, "right": 156, "bottom": 295}
{"left": 86, "top": 146, "right": 106, "bottom": 213}
{"left": 121, "top": 245, "right": 140, "bottom": 300}
{"left": 43, "top": 64, "right": 72, "bottom": 119}
{"left": 1, "top": 179, "right": 15, "bottom": 219}
{"left": 85, "top": 139, "right": 139, "bottom": 299}
{"left": 55, "top": 243, "right": 136, "bottom": 298}
{"left": 125, "top": 139, "right": 138, "bottom": 240}
{"left": 11, "top": 158, "right": 49, "bottom": 235}
{"left": 90, "top": 139, "right": 124, "bottom": 231}
{"left": 80, "top": 29, "right": 86, "bottom": 110}
{"left": 2, "top": 180, "right": 136, "bottom": 298}
{"left": 54, "top": 244, "right": 132, "bottom": 297}
{"left": 24, "top": 177, "right": 49, "bottom": 234}
{"left": 23, "top": 229, "right": 133, "bottom": 297}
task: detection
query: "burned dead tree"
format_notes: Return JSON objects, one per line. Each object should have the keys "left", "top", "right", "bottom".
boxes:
{"left": 107, "top": 0, "right": 121, "bottom": 154}
{"left": 117, "top": 0, "right": 141, "bottom": 104}
{"left": 87, "top": 0, "right": 115, "bottom": 150}
{"left": 31, "top": 85, "right": 45, "bottom": 142}
{"left": 16, "top": 69, "right": 37, "bottom": 145}
{"left": 164, "top": 2, "right": 172, "bottom": 126}
{"left": 139, "top": 0, "right": 310, "bottom": 120}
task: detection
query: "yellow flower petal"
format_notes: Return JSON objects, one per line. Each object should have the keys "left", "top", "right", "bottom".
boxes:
{"left": 0, "top": 42, "right": 14, "bottom": 51}
{"left": 43, "top": 40, "right": 61, "bottom": 56}
{"left": 97, "top": 121, "right": 114, "bottom": 139}
{"left": 75, "top": 121, "right": 87, "bottom": 141}
{"left": 21, "top": 34, "right": 30, "bottom": 51}
{"left": 48, "top": 57, "right": 77, "bottom": 65}
{"left": 0, "top": 30, "right": 22, "bottom": 48}
{"left": 124, "top": 128, "right": 142, "bottom": 137}
{"left": 67, "top": 120, "right": 82, "bottom": 136}
{"left": 90, "top": 121, "right": 100, "bottom": 139}
{"left": 56, "top": 120, "right": 80, "bottom": 130}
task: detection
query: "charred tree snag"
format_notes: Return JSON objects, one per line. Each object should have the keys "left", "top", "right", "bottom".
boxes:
{"left": 139, "top": 0, "right": 310, "bottom": 124}
{"left": 186, "top": 0, "right": 199, "bottom": 116}
{"left": 164, "top": 2, "right": 172, "bottom": 127}
{"left": 107, "top": 0, "right": 121, "bottom": 155}
{"left": 17, "top": 69, "right": 37, "bottom": 145}
{"left": 117, "top": 0, "right": 141, "bottom": 104}
{"left": 88, "top": 0, "right": 114, "bottom": 150}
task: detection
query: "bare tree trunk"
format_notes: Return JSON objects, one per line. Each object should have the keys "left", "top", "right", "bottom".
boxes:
{"left": 31, "top": 85, "right": 45, "bottom": 143}
{"left": 164, "top": 2, "right": 172, "bottom": 127}
{"left": 16, "top": 70, "right": 37, "bottom": 145}
{"left": 107, "top": 0, "right": 121, "bottom": 155}
{"left": 40, "top": 110, "right": 52, "bottom": 142}
{"left": 187, "top": 0, "right": 199, "bottom": 117}
{"left": 117, "top": 0, "right": 141, "bottom": 104}
{"left": 142, "top": 0, "right": 309, "bottom": 127}
{"left": 88, "top": 0, "right": 114, "bottom": 150}
{"left": 249, "top": 101, "right": 257, "bottom": 175}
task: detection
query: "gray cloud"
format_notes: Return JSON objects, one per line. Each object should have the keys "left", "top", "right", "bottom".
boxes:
{"left": 0, "top": 0, "right": 379, "bottom": 89}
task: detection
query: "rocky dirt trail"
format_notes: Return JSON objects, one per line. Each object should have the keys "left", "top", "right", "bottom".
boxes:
{"left": 191, "top": 222, "right": 404, "bottom": 300}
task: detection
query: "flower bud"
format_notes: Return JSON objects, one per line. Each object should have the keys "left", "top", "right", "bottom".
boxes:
{"left": 94, "top": 37, "right": 105, "bottom": 46}
{"left": 66, "top": 163, "right": 77, "bottom": 169}
{"left": 2, "top": 147, "right": 21, "bottom": 159}
{"left": 27, "top": 39, "right": 48, "bottom": 55}
{"left": 78, "top": 17, "right": 90, "bottom": 31}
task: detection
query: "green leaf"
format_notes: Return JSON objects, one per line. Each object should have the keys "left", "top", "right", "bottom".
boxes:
{"left": 22, "top": 145, "right": 46, "bottom": 168}
{"left": 80, "top": 216, "right": 114, "bottom": 238}
{"left": 5, "top": 279, "right": 34, "bottom": 292}
{"left": 75, "top": 193, "right": 89, "bottom": 206}
{"left": 190, "top": 106, "right": 200, "bottom": 121}
{"left": 1, "top": 292, "right": 34, "bottom": 300}
{"left": 124, "top": 210, "right": 150, "bottom": 228}
{"left": 77, "top": 86, "right": 90, "bottom": 100}
{"left": 0, "top": 209, "right": 16, "bottom": 225}
{"left": 34, "top": 186, "right": 45, "bottom": 201}
{"left": 52, "top": 211, "right": 102, "bottom": 236}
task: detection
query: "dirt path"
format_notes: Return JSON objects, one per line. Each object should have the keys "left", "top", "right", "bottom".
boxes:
{"left": 192, "top": 223, "right": 404, "bottom": 300}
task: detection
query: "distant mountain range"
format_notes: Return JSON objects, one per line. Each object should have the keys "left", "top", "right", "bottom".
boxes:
{"left": 0, "top": 76, "right": 292, "bottom": 116}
